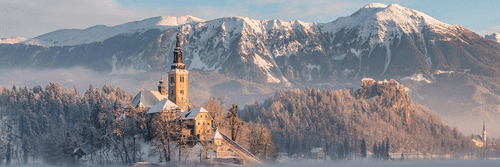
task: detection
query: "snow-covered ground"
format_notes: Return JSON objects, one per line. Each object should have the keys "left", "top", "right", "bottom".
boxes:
{"left": 264, "top": 159, "right": 500, "bottom": 167}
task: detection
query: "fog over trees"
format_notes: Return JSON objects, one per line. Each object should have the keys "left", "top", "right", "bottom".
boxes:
{"left": 241, "top": 81, "right": 477, "bottom": 159}
{"left": 1, "top": 80, "right": 499, "bottom": 165}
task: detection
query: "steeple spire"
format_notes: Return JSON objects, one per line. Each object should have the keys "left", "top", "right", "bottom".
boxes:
{"left": 482, "top": 121, "right": 487, "bottom": 143}
{"left": 176, "top": 29, "right": 181, "bottom": 48}
{"left": 483, "top": 121, "right": 486, "bottom": 131}
{"left": 172, "top": 29, "right": 185, "bottom": 69}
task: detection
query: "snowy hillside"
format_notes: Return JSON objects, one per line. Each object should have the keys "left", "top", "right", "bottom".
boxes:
{"left": 0, "top": 36, "right": 28, "bottom": 44}
{"left": 22, "top": 15, "right": 206, "bottom": 47}
{"left": 486, "top": 33, "right": 500, "bottom": 43}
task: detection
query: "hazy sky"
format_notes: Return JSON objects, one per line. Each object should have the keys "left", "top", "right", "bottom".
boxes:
{"left": 1, "top": 0, "right": 499, "bottom": 38}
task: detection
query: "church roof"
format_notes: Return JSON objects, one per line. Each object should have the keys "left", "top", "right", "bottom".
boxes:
{"left": 129, "top": 91, "right": 166, "bottom": 108}
{"left": 211, "top": 128, "right": 223, "bottom": 140}
{"left": 146, "top": 99, "right": 180, "bottom": 114}
{"left": 180, "top": 107, "right": 209, "bottom": 120}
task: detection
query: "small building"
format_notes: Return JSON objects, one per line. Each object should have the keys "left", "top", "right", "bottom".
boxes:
{"left": 211, "top": 128, "right": 263, "bottom": 165}
{"left": 310, "top": 147, "right": 325, "bottom": 159}
{"left": 71, "top": 147, "right": 87, "bottom": 162}
{"left": 181, "top": 107, "right": 213, "bottom": 140}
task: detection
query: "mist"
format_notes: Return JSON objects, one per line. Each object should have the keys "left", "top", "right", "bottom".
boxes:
{"left": 0, "top": 67, "right": 159, "bottom": 97}
{"left": 0, "top": 67, "right": 497, "bottom": 139}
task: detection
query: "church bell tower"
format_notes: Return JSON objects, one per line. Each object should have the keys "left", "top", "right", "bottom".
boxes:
{"left": 168, "top": 30, "right": 189, "bottom": 110}
{"left": 482, "top": 121, "right": 487, "bottom": 142}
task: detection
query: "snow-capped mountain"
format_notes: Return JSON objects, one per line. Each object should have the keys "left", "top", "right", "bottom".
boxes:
{"left": 486, "top": 33, "right": 500, "bottom": 43}
{"left": 1, "top": 3, "right": 500, "bottom": 84}
{"left": 0, "top": 37, "right": 28, "bottom": 44}
{"left": 22, "top": 15, "right": 206, "bottom": 47}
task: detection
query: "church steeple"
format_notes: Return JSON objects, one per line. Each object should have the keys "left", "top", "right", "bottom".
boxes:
{"left": 172, "top": 29, "right": 185, "bottom": 69}
{"left": 168, "top": 29, "right": 189, "bottom": 110}
{"left": 482, "top": 121, "right": 487, "bottom": 142}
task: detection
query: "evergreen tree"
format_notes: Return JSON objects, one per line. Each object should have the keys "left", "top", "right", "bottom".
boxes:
{"left": 343, "top": 137, "right": 350, "bottom": 158}
{"left": 372, "top": 143, "right": 377, "bottom": 160}
{"left": 5, "top": 141, "right": 11, "bottom": 165}
{"left": 360, "top": 138, "right": 367, "bottom": 158}
{"left": 385, "top": 138, "right": 390, "bottom": 160}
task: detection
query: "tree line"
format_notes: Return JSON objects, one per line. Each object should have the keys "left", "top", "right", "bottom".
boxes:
{"left": 241, "top": 85, "right": 476, "bottom": 160}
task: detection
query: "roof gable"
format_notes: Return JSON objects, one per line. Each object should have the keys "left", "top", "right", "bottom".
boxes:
{"left": 211, "top": 128, "right": 223, "bottom": 140}
{"left": 130, "top": 91, "right": 165, "bottom": 108}
{"left": 146, "top": 99, "right": 179, "bottom": 114}
{"left": 180, "top": 107, "right": 211, "bottom": 120}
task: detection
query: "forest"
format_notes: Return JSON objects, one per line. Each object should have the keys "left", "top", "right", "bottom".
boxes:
{"left": 241, "top": 79, "right": 499, "bottom": 160}
{"left": 0, "top": 83, "right": 275, "bottom": 165}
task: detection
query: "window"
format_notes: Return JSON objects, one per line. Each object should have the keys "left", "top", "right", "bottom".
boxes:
{"left": 208, "top": 122, "right": 210, "bottom": 125}
{"left": 180, "top": 76, "right": 184, "bottom": 82}
{"left": 180, "top": 90, "right": 184, "bottom": 94}
{"left": 171, "top": 90, "right": 174, "bottom": 95}
{"left": 205, "top": 115, "right": 207, "bottom": 118}
{"left": 170, "top": 77, "right": 174, "bottom": 83}
{"left": 198, "top": 122, "right": 200, "bottom": 125}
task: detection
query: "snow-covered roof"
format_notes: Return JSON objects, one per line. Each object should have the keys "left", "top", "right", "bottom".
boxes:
{"left": 211, "top": 128, "right": 223, "bottom": 140}
{"left": 72, "top": 147, "right": 88, "bottom": 156}
{"left": 311, "top": 147, "right": 323, "bottom": 153}
{"left": 180, "top": 107, "right": 210, "bottom": 120}
{"left": 146, "top": 99, "right": 180, "bottom": 114}
{"left": 362, "top": 78, "right": 375, "bottom": 82}
{"left": 130, "top": 91, "right": 166, "bottom": 108}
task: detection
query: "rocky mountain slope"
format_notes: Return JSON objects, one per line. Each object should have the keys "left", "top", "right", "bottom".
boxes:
{"left": 1, "top": 3, "right": 500, "bottom": 85}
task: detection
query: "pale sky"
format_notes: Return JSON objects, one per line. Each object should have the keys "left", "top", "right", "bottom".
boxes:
{"left": 1, "top": 0, "right": 499, "bottom": 38}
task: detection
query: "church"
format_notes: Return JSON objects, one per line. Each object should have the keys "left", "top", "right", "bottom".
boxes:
{"left": 125, "top": 31, "right": 211, "bottom": 140}
{"left": 126, "top": 31, "right": 262, "bottom": 164}
{"left": 472, "top": 122, "right": 488, "bottom": 147}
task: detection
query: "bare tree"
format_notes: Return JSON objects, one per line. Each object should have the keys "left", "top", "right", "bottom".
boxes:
{"left": 226, "top": 104, "right": 244, "bottom": 141}
{"left": 149, "top": 111, "right": 179, "bottom": 162}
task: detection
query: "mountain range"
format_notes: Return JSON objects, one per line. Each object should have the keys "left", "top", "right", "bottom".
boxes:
{"left": 1, "top": 3, "right": 500, "bottom": 85}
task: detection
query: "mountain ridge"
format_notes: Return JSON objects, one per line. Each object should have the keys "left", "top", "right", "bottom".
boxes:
{"left": 1, "top": 3, "right": 500, "bottom": 85}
